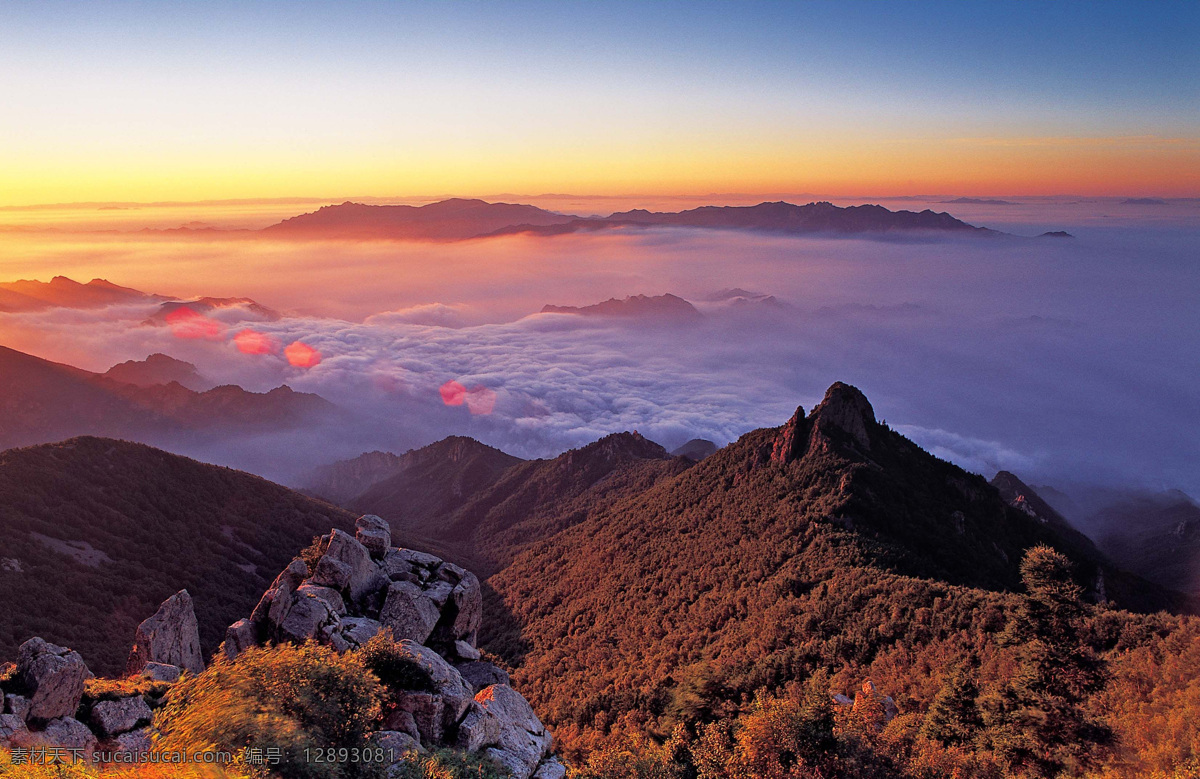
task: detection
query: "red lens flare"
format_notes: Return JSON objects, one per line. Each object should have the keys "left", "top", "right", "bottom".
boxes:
{"left": 233, "top": 329, "right": 279, "bottom": 355}
{"left": 165, "top": 306, "right": 223, "bottom": 340}
{"left": 465, "top": 386, "right": 497, "bottom": 415}
{"left": 440, "top": 380, "right": 496, "bottom": 415}
{"left": 284, "top": 341, "right": 322, "bottom": 368}
{"left": 440, "top": 380, "right": 467, "bottom": 406}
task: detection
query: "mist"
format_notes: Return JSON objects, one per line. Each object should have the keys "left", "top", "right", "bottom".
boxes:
{"left": 0, "top": 210, "right": 1197, "bottom": 497}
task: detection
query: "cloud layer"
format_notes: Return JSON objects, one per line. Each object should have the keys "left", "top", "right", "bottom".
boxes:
{"left": 1, "top": 220, "right": 1197, "bottom": 496}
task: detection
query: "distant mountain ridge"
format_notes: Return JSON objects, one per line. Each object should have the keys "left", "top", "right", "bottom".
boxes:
{"left": 0, "top": 276, "right": 167, "bottom": 312}
{"left": 0, "top": 344, "right": 334, "bottom": 452}
{"left": 263, "top": 198, "right": 1002, "bottom": 240}
{"left": 540, "top": 293, "right": 702, "bottom": 320}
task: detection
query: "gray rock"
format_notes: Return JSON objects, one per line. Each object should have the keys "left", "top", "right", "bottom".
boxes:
{"left": 16, "top": 637, "right": 90, "bottom": 722}
{"left": 380, "top": 582, "right": 441, "bottom": 644}
{"left": 454, "top": 640, "right": 482, "bottom": 661}
{"left": 424, "top": 580, "right": 455, "bottom": 609}
{"left": 126, "top": 590, "right": 205, "bottom": 676}
{"left": 475, "top": 684, "right": 552, "bottom": 779}
{"left": 383, "top": 548, "right": 442, "bottom": 577}
{"left": 356, "top": 515, "right": 391, "bottom": 558}
{"left": 382, "top": 709, "right": 421, "bottom": 742}
{"left": 297, "top": 584, "right": 347, "bottom": 616}
{"left": 250, "top": 558, "right": 308, "bottom": 626}
{"left": 447, "top": 572, "right": 483, "bottom": 646}
{"left": 486, "top": 747, "right": 536, "bottom": 779}
{"left": 393, "top": 690, "right": 445, "bottom": 744}
{"left": 455, "top": 700, "right": 499, "bottom": 752}
{"left": 375, "top": 729, "right": 424, "bottom": 757}
{"left": 340, "top": 617, "right": 384, "bottom": 647}
{"left": 90, "top": 696, "right": 152, "bottom": 737}
{"left": 456, "top": 662, "right": 510, "bottom": 693}
{"left": 320, "top": 624, "right": 351, "bottom": 653}
{"left": 533, "top": 759, "right": 568, "bottom": 779}
{"left": 0, "top": 713, "right": 27, "bottom": 745}
{"left": 222, "top": 619, "right": 257, "bottom": 661}
{"left": 4, "top": 693, "right": 31, "bottom": 722}
{"left": 395, "top": 640, "right": 474, "bottom": 732}
{"left": 831, "top": 693, "right": 854, "bottom": 708}
{"left": 277, "top": 590, "right": 339, "bottom": 643}
{"left": 313, "top": 530, "right": 389, "bottom": 606}
{"left": 114, "top": 727, "right": 153, "bottom": 753}
{"left": 140, "top": 663, "right": 181, "bottom": 683}
{"left": 35, "top": 716, "right": 97, "bottom": 757}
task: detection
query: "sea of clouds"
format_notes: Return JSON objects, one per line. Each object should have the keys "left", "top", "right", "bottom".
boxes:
{"left": 1, "top": 211, "right": 1196, "bottom": 499}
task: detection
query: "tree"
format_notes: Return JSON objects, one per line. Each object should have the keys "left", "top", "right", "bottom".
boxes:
{"left": 920, "top": 667, "right": 982, "bottom": 747}
{"left": 983, "top": 546, "right": 1110, "bottom": 777}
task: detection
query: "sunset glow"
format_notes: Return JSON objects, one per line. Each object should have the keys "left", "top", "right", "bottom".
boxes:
{"left": 284, "top": 340, "right": 322, "bottom": 369}
{"left": 0, "top": 2, "right": 1194, "bottom": 205}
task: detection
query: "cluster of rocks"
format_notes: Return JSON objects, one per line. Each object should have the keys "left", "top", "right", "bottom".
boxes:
{"left": 2, "top": 514, "right": 562, "bottom": 779}
{"left": 220, "top": 514, "right": 562, "bottom": 779}
{"left": 0, "top": 592, "right": 195, "bottom": 759}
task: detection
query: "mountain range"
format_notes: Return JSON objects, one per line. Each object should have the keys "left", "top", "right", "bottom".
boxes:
{"left": 0, "top": 344, "right": 333, "bottom": 453}
{"left": 2, "top": 381, "right": 1197, "bottom": 774}
{"left": 0, "top": 276, "right": 165, "bottom": 312}
{"left": 263, "top": 198, "right": 1002, "bottom": 241}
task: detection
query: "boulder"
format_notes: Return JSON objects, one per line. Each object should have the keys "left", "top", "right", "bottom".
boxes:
{"left": 0, "top": 713, "right": 27, "bottom": 746}
{"left": 381, "top": 708, "right": 421, "bottom": 742}
{"left": 222, "top": 619, "right": 257, "bottom": 661}
{"left": 382, "top": 548, "right": 442, "bottom": 580}
{"left": 340, "top": 617, "right": 384, "bottom": 647}
{"left": 355, "top": 515, "right": 391, "bottom": 558}
{"left": 312, "top": 529, "right": 385, "bottom": 603}
{"left": 297, "top": 584, "right": 347, "bottom": 616}
{"left": 4, "top": 693, "right": 31, "bottom": 722}
{"left": 126, "top": 590, "right": 204, "bottom": 676}
{"left": 16, "top": 637, "right": 89, "bottom": 722}
{"left": 35, "top": 716, "right": 98, "bottom": 757}
{"left": 90, "top": 696, "right": 152, "bottom": 737}
{"left": 475, "top": 684, "right": 552, "bottom": 779}
{"left": 454, "top": 640, "right": 482, "bottom": 661}
{"left": 140, "top": 663, "right": 181, "bottom": 683}
{"left": 380, "top": 582, "right": 441, "bottom": 644}
{"left": 375, "top": 728, "right": 424, "bottom": 756}
{"left": 456, "top": 661, "right": 510, "bottom": 693}
{"left": 394, "top": 691, "right": 445, "bottom": 744}
{"left": 455, "top": 700, "right": 500, "bottom": 752}
{"left": 394, "top": 641, "right": 474, "bottom": 732}
{"left": 533, "top": 759, "right": 568, "bottom": 779}
{"left": 446, "top": 573, "right": 483, "bottom": 646}
{"left": 277, "top": 590, "right": 340, "bottom": 643}
{"left": 424, "top": 580, "right": 455, "bottom": 609}
{"left": 114, "top": 727, "right": 153, "bottom": 753}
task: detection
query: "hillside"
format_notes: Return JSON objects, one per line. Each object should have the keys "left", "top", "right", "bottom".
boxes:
{"left": 479, "top": 384, "right": 1189, "bottom": 765}
{"left": 0, "top": 276, "right": 164, "bottom": 312}
{"left": 0, "top": 344, "right": 334, "bottom": 452}
{"left": 0, "top": 437, "right": 361, "bottom": 675}
{"left": 317, "top": 432, "right": 690, "bottom": 576}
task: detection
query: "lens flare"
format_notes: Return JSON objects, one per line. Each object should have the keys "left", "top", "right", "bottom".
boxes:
{"left": 284, "top": 340, "right": 322, "bottom": 368}
{"left": 440, "top": 380, "right": 467, "bottom": 406}
{"left": 234, "top": 329, "right": 279, "bottom": 355}
{"left": 165, "top": 306, "right": 223, "bottom": 340}
{"left": 465, "top": 386, "right": 497, "bottom": 415}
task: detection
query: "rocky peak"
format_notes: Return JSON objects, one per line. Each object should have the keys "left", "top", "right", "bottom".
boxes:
{"left": 809, "top": 382, "right": 875, "bottom": 451}
{"left": 567, "top": 431, "right": 670, "bottom": 467}
{"left": 770, "top": 382, "right": 877, "bottom": 464}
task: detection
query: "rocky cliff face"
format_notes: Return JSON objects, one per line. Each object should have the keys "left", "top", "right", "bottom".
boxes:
{"left": 0, "top": 514, "right": 561, "bottom": 779}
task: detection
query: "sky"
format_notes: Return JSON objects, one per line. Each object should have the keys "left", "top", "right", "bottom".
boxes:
{"left": 1, "top": 0, "right": 1197, "bottom": 205}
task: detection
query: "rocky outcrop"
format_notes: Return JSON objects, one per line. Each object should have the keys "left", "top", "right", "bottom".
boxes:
{"left": 771, "top": 382, "right": 878, "bottom": 465}
{"left": 126, "top": 590, "right": 205, "bottom": 676}
{"left": 15, "top": 638, "right": 90, "bottom": 722}
{"left": 235, "top": 521, "right": 484, "bottom": 662}
{"left": 89, "top": 696, "right": 152, "bottom": 737}
{"left": 224, "top": 515, "right": 557, "bottom": 776}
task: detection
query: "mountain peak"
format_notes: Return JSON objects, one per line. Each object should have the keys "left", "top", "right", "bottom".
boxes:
{"left": 810, "top": 381, "right": 876, "bottom": 451}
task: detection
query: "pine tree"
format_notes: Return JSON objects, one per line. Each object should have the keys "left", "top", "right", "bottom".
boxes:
{"left": 920, "top": 666, "right": 982, "bottom": 746}
{"left": 983, "top": 545, "right": 1110, "bottom": 777}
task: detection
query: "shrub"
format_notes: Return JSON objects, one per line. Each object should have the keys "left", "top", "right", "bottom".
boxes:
{"left": 154, "top": 641, "right": 383, "bottom": 779}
